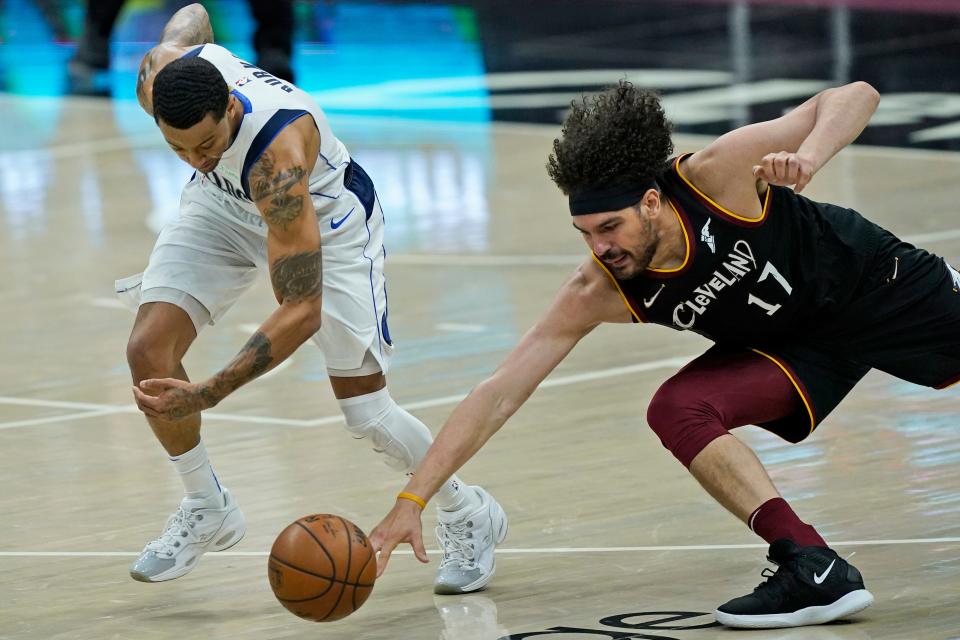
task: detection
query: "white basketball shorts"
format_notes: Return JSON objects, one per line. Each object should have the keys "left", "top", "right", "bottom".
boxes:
{"left": 115, "top": 160, "right": 393, "bottom": 375}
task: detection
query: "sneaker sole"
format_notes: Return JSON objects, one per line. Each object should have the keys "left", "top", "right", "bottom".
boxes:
{"left": 130, "top": 507, "right": 246, "bottom": 583}
{"left": 714, "top": 589, "right": 875, "bottom": 629}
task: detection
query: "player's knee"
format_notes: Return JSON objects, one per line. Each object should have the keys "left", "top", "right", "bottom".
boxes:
{"left": 125, "top": 331, "right": 180, "bottom": 381}
{"left": 646, "top": 381, "right": 727, "bottom": 468}
{"left": 339, "top": 390, "right": 432, "bottom": 473}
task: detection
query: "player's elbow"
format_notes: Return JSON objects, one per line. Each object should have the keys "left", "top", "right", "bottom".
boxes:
{"left": 821, "top": 81, "right": 879, "bottom": 108}
{"left": 286, "top": 298, "right": 322, "bottom": 336}
{"left": 185, "top": 3, "right": 209, "bottom": 17}
{"left": 301, "top": 303, "right": 323, "bottom": 336}
{"left": 849, "top": 81, "right": 880, "bottom": 109}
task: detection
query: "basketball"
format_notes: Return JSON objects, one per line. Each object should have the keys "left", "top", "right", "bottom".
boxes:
{"left": 267, "top": 514, "right": 377, "bottom": 622}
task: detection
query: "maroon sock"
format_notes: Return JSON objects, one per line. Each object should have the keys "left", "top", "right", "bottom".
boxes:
{"left": 748, "top": 497, "right": 826, "bottom": 547}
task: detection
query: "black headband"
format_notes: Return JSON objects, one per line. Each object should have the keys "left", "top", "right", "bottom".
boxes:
{"left": 568, "top": 180, "right": 657, "bottom": 216}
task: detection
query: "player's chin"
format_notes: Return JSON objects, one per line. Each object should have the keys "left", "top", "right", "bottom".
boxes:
{"left": 610, "top": 263, "right": 640, "bottom": 280}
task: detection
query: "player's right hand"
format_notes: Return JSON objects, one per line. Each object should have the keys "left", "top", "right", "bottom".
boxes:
{"left": 368, "top": 499, "right": 429, "bottom": 577}
{"left": 752, "top": 151, "right": 816, "bottom": 193}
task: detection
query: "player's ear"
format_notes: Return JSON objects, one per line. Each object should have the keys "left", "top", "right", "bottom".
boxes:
{"left": 226, "top": 94, "right": 242, "bottom": 119}
{"left": 639, "top": 187, "right": 662, "bottom": 219}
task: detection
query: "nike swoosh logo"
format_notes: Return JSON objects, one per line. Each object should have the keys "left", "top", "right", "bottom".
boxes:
{"left": 643, "top": 284, "right": 666, "bottom": 308}
{"left": 331, "top": 208, "right": 355, "bottom": 229}
{"left": 814, "top": 559, "right": 836, "bottom": 584}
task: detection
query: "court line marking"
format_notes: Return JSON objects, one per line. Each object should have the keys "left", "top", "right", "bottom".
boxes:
{"left": 3, "top": 537, "right": 958, "bottom": 558}
{"left": 0, "top": 356, "right": 693, "bottom": 431}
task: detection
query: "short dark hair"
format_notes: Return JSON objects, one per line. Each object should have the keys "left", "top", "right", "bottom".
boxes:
{"left": 547, "top": 81, "right": 674, "bottom": 195}
{"left": 153, "top": 56, "right": 228, "bottom": 129}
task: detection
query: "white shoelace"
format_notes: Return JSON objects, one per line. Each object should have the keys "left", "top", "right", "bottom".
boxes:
{"left": 143, "top": 507, "right": 202, "bottom": 558}
{"left": 436, "top": 521, "right": 476, "bottom": 569}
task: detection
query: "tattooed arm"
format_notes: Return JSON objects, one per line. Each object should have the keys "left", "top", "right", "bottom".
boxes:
{"left": 133, "top": 117, "right": 323, "bottom": 422}
{"left": 136, "top": 4, "right": 214, "bottom": 114}
{"left": 159, "top": 3, "right": 214, "bottom": 46}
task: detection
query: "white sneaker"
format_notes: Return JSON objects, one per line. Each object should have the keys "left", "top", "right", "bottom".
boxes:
{"left": 434, "top": 486, "right": 508, "bottom": 595}
{"left": 130, "top": 488, "right": 245, "bottom": 583}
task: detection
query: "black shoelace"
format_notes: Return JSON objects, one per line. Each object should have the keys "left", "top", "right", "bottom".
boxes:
{"left": 753, "top": 565, "right": 798, "bottom": 601}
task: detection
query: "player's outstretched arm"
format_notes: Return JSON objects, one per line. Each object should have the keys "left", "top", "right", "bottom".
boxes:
{"left": 684, "top": 81, "right": 880, "bottom": 209}
{"left": 133, "top": 118, "right": 321, "bottom": 422}
{"left": 136, "top": 4, "right": 215, "bottom": 114}
{"left": 369, "top": 260, "right": 633, "bottom": 575}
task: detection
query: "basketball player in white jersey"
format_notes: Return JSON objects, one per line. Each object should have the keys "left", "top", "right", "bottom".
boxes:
{"left": 118, "top": 4, "right": 507, "bottom": 593}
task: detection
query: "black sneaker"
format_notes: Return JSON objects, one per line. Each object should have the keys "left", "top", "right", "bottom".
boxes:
{"left": 715, "top": 539, "right": 874, "bottom": 629}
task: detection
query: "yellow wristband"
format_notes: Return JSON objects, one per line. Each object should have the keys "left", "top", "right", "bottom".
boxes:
{"left": 397, "top": 491, "right": 427, "bottom": 510}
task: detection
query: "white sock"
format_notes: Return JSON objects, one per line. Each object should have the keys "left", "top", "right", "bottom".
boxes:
{"left": 338, "top": 388, "right": 474, "bottom": 511}
{"left": 170, "top": 440, "right": 222, "bottom": 506}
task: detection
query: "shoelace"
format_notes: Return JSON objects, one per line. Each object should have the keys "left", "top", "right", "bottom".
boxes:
{"left": 436, "top": 521, "right": 476, "bottom": 569}
{"left": 752, "top": 565, "right": 796, "bottom": 600}
{"left": 144, "top": 507, "right": 204, "bottom": 557}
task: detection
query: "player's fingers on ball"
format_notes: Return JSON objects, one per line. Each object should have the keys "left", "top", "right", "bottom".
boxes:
{"left": 368, "top": 529, "right": 382, "bottom": 552}
{"left": 375, "top": 545, "right": 393, "bottom": 577}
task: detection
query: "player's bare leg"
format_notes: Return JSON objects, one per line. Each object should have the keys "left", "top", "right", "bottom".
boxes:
{"left": 687, "top": 433, "right": 779, "bottom": 521}
{"left": 648, "top": 353, "right": 873, "bottom": 628}
{"left": 127, "top": 302, "right": 244, "bottom": 582}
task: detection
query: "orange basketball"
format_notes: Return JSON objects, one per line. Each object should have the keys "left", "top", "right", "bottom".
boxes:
{"left": 267, "top": 514, "right": 377, "bottom": 622}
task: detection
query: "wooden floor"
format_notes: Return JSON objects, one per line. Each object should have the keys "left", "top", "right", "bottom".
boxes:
{"left": 1, "top": 96, "right": 959, "bottom": 640}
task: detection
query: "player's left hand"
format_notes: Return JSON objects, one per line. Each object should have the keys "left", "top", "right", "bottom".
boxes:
{"left": 369, "top": 498, "right": 429, "bottom": 578}
{"left": 132, "top": 378, "right": 214, "bottom": 421}
{"left": 752, "top": 151, "right": 816, "bottom": 193}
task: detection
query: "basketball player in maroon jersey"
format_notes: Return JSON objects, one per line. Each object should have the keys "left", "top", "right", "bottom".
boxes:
{"left": 368, "top": 80, "right": 960, "bottom": 628}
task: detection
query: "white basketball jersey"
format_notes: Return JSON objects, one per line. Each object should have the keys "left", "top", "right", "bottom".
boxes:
{"left": 185, "top": 44, "right": 350, "bottom": 218}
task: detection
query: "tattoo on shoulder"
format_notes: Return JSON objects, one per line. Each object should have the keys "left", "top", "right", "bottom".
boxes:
{"left": 136, "top": 50, "right": 157, "bottom": 105}
{"left": 161, "top": 6, "right": 213, "bottom": 46}
{"left": 250, "top": 150, "right": 308, "bottom": 232}
{"left": 271, "top": 250, "right": 323, "bottom": 303}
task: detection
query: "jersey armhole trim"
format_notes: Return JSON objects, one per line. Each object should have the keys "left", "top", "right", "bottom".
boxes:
{"left": 180, "top": 45, "right": 205, "bottom": 58}
{"left": 646, "top": 195, "right": 693, "bottom": 275}
{"left": 674, "top": 153, "right": 771, "bottom": 225}
{"left": 750, "top": 348, "right": 816, "bottom": 435}
{"left": 240, "top": 109, "right": 309, "bottom": 199}
{"left": 590, "top": 254, "right": 644, "bottom": 323}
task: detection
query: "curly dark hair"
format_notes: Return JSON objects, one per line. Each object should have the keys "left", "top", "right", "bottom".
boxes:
{"left": 153, "top": 56, "right": 228, "bottom": 129}
{"left": 547, "top": 81, "right": 674, "bottom": 195}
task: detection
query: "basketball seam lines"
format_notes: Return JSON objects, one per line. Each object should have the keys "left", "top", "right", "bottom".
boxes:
{"left": 268, "top": 555, "right": 375, "bottom": 591}
{"left": 319, "top": 516, "right": 354, "bottom": 621}
{"left": 352, "top": 551, "right": 375, "bottom": 611}
{"left": 294, "top": 520, "right": 337, "bottom": 571}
